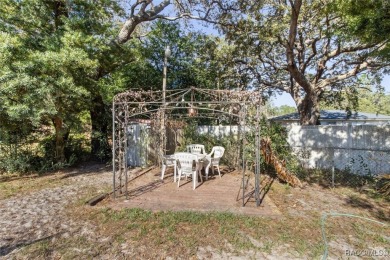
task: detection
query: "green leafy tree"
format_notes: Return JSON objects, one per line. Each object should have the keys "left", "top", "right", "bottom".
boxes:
{"left": 333, "top": 0, "right": 390, "bottom": 45}
{"left": 0, "top": 0, "right": 135, "bottom": 163}
{"left": 357, "top": 91, "right": 390, "bottom": 115}
{"left": 0, "top": 0, "right": 100, "bottom": 163}
{"left": 213, "top": 0, "right": 390, "bottom": 125}
{"left": 321, "top": 78, "right": 390, "bottom": 116}
{"left": 274, "top": 105, "right": 297, "bottom": 117}
{"left": 65, "top": 2, "right": 138, "bottom": 161}
{"left": 120, "top": 20, "right": 245, "bottom": 94}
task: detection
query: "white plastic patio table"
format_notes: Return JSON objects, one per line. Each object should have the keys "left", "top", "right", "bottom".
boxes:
{"left": 174, "top": 152, "right": 205, "bottom": 186}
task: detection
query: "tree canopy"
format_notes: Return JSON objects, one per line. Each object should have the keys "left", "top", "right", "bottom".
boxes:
{"left": 0, "top": 0, "right": 136, "bottom": 166}
{"left": 214, "top": 0, "right": 389, "bottom": 124}
{"left": 1, "top": 0, "right": 390, "bottom": 172}
{"left": 0, "top": 0, "right": 239, "bottom": 171}
{"left": 117, "top": 0, "right": 390, "bottom": 124}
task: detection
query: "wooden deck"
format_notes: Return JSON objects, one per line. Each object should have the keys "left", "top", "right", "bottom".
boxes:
{"left": 104, "top": 167, "right": 281, "bottom": 217}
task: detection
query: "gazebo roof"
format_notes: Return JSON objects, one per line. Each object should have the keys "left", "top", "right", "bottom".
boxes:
{"left": 113, "top": 87, "right": 263, "bottom": 121}
{"left": 114, "top": 87, "right": 262, "bottom": 104}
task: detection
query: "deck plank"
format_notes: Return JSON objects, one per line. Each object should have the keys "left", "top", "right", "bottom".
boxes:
{"left": 105, "top": 167, "right": 281, "bottom": 217}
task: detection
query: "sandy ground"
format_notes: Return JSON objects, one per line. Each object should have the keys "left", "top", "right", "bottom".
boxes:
{"left": 0, "top": 163, "right": 112, "bottom": 258}
{"left": 0, "top": 164, "right": 292, "bottom": 259}
{"left": 0, "top": 163, "right": 388, "bottom": 259}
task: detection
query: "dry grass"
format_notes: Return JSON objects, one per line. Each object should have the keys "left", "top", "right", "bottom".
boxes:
{"left": 0, "top": 163, "right": 111, "bottom": 200}
{"left": 2, "top": 165, "right": 389, "bottom": 259}
{"left": 0, "top": 173, "right": 66, "bottom": 200}
{"left": 18, "top": 201, "right": 389, "bottom": 259}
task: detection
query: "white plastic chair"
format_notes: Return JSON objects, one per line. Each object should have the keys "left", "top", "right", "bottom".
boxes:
{"left": 160, "top": 153, "right": 177, "bottom": 182}
{"left": 175, "top": 152, "right": 203, "bottom": 189}
{"left": 186, "top": 144, "right": 206, "bottom": 155}
{"left": 204, "top": 146, "right": 225, "bottom": 180}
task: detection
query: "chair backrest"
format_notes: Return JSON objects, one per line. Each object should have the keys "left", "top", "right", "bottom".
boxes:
{"left": 186, "top": 144, "right": 206, "bottom": 154}
{"left": 160, "top": 152, "right": 175, "bottom": 166}
{"left": 174, "top": 152, "right": 197, "bottom": 174}
{"left": 212, "top": 146, "right": 225, "bottom": 158}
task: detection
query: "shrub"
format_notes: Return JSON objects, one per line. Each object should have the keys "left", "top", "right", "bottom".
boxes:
{"left": 0, "top": 134, "right": 90, "bottom": 174}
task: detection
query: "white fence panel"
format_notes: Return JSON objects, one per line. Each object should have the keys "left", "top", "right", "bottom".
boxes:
{"left": 288, "top": 125, "right": 390, "bottom": 175}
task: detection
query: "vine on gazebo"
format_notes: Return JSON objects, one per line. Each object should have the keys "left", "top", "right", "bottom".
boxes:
{"left": 112, "top": 87, "right": 263, "bottom": 206}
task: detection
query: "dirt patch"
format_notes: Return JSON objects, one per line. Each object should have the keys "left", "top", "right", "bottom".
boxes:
{"left": 268, "top": 179, "right": 390, "bottom": 222}
{"left": 0, "top": 163, "right": 389, "bottom": 259}
{"left": 0, "top": 163, "right": 112, "bottom": 258}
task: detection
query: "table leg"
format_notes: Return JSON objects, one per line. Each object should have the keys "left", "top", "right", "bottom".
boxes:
{"left": 173, "top": 161, "right": 177, "bottom": 182}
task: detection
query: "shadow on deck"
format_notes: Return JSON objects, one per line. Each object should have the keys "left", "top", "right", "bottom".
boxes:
{"left": 104, "top": 167, "right": 281, "bottom": 217}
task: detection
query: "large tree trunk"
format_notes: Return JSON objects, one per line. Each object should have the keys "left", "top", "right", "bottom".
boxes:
{"left": 52, "top": 116, "right": 69, "bottom": 163}
{"left": 297, "top": 92, "right": 320, "bottom": 125}
{"left": 286, "top": 0, "right": 320, "bottom": 126}
{"left": 90, "top": 94, "right": 110, "bottom": 161}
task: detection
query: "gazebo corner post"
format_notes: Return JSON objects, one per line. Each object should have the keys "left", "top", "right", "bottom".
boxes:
{"left": 161, "top": 100, "right": 165, "bottom": 158}
{"left": 241, "top": 104, "right": 247, "bottom": 207}
{"left": 117, "top": 124, "right": 123, "bottom": 194}
{"left": 112, "top": 100, "right": 116, "bottom": 198}
{"left": 161, "top": 46, "right": 170, "bottom": 157}
{"left": 255, "top": 96, "right": 261, "bottom": 207}
{"left": 158, "top": 108, "right": 165, "bottom": 161}
{"left": 124, "top": 104, "right": 129, "bottom": 200}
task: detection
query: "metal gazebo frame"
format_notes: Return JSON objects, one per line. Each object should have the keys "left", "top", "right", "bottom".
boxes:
{"left": 112, "top": 87, "right": 263, "bottom": 206}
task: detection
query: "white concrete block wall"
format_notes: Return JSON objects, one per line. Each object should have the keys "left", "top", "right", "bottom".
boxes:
{"left": 197, "top": 125, "right": 247, "bottom": 138}
{"left": 288, "top": 125, "right": 390, "bottom": 175}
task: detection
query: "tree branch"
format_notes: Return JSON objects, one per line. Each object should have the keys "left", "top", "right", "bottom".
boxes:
{"left": 316, "top": 61, "right": 369, "bottom": 89}
{"left": 286, "top": 0, "right": 312, "bottom": 93}
{"left": 118, "top": 0, "right": 238, "bottom": 44}
{"left": 117, "top": 0, "right": 170, "bottom": 44}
